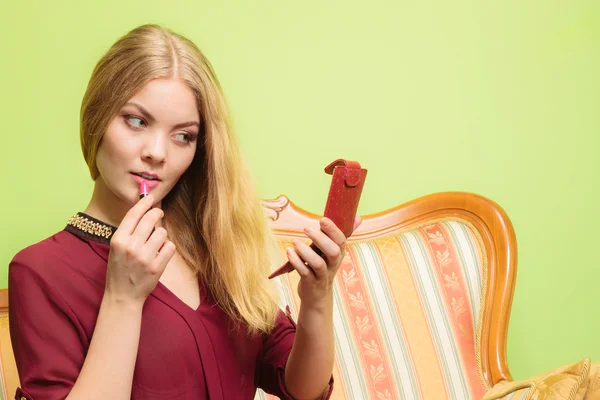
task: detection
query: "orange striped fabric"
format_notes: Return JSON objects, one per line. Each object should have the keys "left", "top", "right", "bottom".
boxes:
{"left": 256, "top": 219, "right": 488, "bottom": 400}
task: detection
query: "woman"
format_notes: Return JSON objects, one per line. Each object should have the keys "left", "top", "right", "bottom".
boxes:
{"left": 9, "top": 24, "right": 360, "bottom": 400}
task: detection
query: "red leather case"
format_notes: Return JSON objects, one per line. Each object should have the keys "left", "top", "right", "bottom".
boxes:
{"left": 268, "top": 159, "right": 368, "bottom": 279}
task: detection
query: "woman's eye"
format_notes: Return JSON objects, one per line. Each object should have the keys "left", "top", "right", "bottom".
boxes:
{"left": 126, "top": 115, "right": 146, "bottom": 128}
{"left": 174, "top": 133, "right": 195, "bottom": 143}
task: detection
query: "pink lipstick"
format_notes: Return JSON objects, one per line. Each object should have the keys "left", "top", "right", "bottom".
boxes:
{"left": 139, "top": 180, "right": 150, "bottom": 199}
{"left": 139, "top": 180, "right": 156, "bottom": 233}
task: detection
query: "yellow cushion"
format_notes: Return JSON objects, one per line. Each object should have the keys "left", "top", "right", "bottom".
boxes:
{"left": 483, "top": 359, "right": 600, "bottom": 400}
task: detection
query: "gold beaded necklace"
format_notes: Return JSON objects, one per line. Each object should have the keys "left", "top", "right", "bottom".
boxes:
{"left": 65, "top": 213, "right": 116, "bottom": 244}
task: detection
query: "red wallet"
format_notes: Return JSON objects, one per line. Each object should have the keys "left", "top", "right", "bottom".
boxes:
{"left": 268, "top": 159, "right": 368, "bottom": 279}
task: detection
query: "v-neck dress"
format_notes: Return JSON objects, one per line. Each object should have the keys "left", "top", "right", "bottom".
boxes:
{"left": 8, "top": 214, "right": 333, "bottom": 399}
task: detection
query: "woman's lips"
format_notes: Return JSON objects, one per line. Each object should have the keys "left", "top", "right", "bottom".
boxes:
{"left": 131, "top": 173, "right": 160, "bottom": 188}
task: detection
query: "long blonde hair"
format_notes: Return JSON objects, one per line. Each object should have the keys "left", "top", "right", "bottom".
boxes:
{"left": 80, "top": 24, "right": 280, "bottom": 334}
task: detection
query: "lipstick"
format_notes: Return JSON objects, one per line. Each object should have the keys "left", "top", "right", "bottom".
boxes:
{"left": 139, "top": 180, "right": 150, "bottom": 199}
{"left": 139, "top": 180, "right": 156, "bottom": 234}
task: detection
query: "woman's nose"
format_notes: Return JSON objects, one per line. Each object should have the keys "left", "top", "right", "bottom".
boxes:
{"left": 140, "top": 132, "right": 167, "bottom": 164}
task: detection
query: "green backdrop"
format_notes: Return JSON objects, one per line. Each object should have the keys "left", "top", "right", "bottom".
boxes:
{"left": 2, "top": 0, "right": 598, "bottom": 382}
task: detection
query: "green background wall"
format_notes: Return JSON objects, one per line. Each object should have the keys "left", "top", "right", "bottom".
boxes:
{"left": 2, "top": 1, "right": 598, "bottom": 382}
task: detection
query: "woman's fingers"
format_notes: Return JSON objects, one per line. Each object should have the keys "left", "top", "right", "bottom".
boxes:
{"left": 153, "top": 240, "right": 176, "bottom": 273}
{"left": 292, "top": 240, "right": 328, "bottom": 279}
{"left": 318, "top": 218, "right": 346, "bottom": 248}
{"left": 303, "top": 227, "right": 341, "bottom": 262}
{"left": 115, "top": 194, "right": 155, "bottom": 237}
{"left": 353, "top": 216, "right": 363, "bottom": 232}
{"left": 145, "top": 227, "right": 168, "bottom": 254}
{"left": 286, "top": 247, "right": 315, "bottom": 279}
{"left": 132, "top": 208, "right": 164, "bottom": 240}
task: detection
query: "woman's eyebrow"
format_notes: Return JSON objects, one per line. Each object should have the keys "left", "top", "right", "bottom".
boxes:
{"left": 125, "top": 101, "right": 155, "bottom": 123}
{"left": 124, "top": 101, "right": 200, "bottom": 130}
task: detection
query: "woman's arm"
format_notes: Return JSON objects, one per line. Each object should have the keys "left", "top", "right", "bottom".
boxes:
{"left": 284, "top": 293, "right": 335, "bottom": 399}
{"left": 65, "top": 296, "right": 143, "bottom": 400}
{"left": 283, "top": 216, "right": 361, "bottom": 399}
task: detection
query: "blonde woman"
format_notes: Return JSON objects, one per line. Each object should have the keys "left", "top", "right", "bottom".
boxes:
{"left": 9, "top": 25, "right": 360, "bottom": 400}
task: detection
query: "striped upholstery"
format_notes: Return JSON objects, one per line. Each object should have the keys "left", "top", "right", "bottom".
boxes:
{"left": 257, "top": 218, "right": 489, "bottom": 400}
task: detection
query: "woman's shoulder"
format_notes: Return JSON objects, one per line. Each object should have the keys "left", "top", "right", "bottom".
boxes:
{"left": 12, "top": 230, "right": 79, "bottom": 262}
{"left": 10, "top": 230, "right": 98, "bottom": 281}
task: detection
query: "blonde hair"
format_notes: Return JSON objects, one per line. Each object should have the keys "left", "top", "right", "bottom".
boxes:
{"left": 80, "top": 24, "right": 280, "bottom": 334}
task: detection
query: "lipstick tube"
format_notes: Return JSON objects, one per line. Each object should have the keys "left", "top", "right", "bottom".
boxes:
{"left": 139, "top": 180, "right": 150, "bottom": 199}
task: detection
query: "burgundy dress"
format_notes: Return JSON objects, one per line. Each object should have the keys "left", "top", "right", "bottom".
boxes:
{"left": 8, "top": 213, "right": 333, "bottom": 400}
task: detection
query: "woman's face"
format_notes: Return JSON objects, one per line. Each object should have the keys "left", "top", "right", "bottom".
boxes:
{"left": 95, "top": 78, "right": 200, "bottom": 208}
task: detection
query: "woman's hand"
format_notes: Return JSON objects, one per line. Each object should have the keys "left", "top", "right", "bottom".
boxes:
{"left": 104, "top": 194, "right": 176, "bottom": 306}
{"left": 286, "top": 216, "right": 362, "bottom": 310}
{"left": 284, "top": 216, "right": 362, "bottom": 398}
